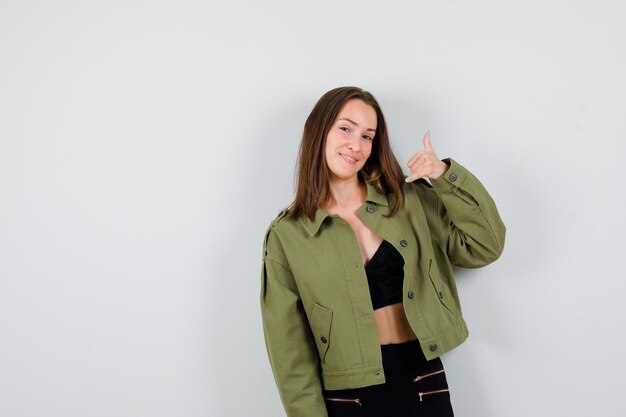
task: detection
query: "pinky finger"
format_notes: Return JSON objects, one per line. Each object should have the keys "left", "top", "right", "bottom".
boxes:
{"left": 404, "top": 172, "right": 420, "bottom": 183}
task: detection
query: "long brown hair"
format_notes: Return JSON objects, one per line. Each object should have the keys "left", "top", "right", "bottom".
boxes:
{"left": 287, "top": 86, "right": 406, "bottom": 222}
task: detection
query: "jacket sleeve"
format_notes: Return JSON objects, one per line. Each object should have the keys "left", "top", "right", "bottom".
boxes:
{"left": 260, "top": 224, "right": 329, "bottom": 417}
{"left": 428, "top": 157, "right": 506, "bottom": 268}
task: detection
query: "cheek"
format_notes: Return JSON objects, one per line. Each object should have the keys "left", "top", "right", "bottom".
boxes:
{"left": 329, "top": 132, "right": 343, "bottom": 146}
{"left": 362, "top": 143, "right": 374, "bottom": 161}
{"left": 327, "top": 136, "right": 347, "bottom": 160}
{"left": 324, "top": 142, "right": 334, "bottom": 161}
{"left": 324, "top": 134, "right": 338, "bottom": 153}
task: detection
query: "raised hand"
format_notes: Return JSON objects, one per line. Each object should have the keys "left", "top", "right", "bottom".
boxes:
{"left": 405, "top": 131, "right": 449, "bottom": 182}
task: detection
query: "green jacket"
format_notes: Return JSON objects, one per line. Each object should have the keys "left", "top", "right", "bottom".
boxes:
{"left": 260, "top": 158, "right": 506, "bottom": 417}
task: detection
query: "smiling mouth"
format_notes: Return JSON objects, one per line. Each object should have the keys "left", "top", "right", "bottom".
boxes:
{"left": 339, "top": 153, "right": 358, "bottom": 164}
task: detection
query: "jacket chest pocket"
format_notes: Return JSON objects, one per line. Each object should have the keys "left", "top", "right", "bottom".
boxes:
{"left": 309, "top": 302, "right": 334, "bottom": 366}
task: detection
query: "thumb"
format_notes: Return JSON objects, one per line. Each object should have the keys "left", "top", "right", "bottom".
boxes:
{"left": 423, "top": 130, "right": 434, "bottom": 152}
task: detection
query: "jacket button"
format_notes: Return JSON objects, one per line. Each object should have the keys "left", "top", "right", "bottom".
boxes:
{"left": 320, "top": 336, "right": 327, "bottom": 344}
{"left": 438, "top": 291, "right": 444, "bottom": 299}
{"left": 400, "top": 239, "right": 408, "bottom": 247}
{"left": 407, "top": 290, "right": 415, "bottom": 299}
{"left": 429, "top": 343, "right": 438, "bottom": 352}
{"left": 366, "top": 204, "right": 375, "bottom": 213}
{"left": 449, "top": 173, "right": 457, "bottom": 182}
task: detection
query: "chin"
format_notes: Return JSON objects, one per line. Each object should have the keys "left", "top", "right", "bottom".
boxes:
{"left": 332, "top": 170, "right": 360, "bottom": 181}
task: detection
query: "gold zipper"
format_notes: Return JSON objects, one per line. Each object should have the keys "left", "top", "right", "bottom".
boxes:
{"left": 413, "top": 369, "right": 444, "bottom": 382}
{"left": 418, "top": 388, "right": 449, "bottom": 402}
{"left": 324, "top": 397, "right": 362, "bottom": 406}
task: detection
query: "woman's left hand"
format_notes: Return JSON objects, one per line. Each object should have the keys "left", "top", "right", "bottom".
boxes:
{"left": 405, "top": 131, "right": 449, "bottom": 182}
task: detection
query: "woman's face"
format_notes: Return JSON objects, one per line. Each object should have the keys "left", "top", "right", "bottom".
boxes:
{"left": 324, "top": 99, "right": 377, "bottom": 183}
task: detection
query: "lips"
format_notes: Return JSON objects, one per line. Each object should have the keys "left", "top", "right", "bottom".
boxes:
{"left": 339, "top": 153, "right": 358, "bottom": 165}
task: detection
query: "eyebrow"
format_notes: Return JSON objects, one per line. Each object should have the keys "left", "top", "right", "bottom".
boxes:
{"left": 338, "top": 118, "right": 376, "bottom": 132}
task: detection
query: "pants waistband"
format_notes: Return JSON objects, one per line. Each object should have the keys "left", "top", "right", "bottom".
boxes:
{"left": 378, "top": 338, "right": 439, "bottom": 385}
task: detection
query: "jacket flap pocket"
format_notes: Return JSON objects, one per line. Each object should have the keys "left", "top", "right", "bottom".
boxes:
{"left": 427, "top": 259, "right": 459, "bottom": 318}
{"left": 310, "top": 302, "right": 333, "bottom": 363}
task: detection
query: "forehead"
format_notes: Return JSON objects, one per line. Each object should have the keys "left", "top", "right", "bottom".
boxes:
{"left": 336, "top": 99, "right": 377, "bottom": 128}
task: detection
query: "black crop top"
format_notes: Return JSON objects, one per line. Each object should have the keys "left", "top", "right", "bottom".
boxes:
{"left": 364, "top": 239, "right": 405, "bottom": 310}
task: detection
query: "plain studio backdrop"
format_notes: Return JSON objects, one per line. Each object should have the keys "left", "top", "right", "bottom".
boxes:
{"left": 1, "top": 1, "right": 625, "bottom": 416}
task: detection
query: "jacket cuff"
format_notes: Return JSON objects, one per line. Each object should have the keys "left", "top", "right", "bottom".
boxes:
{"left": 429, "top": 157, "right": 466, "bottom": 193}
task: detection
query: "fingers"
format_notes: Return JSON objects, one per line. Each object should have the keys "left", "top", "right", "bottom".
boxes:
{"left": 405, "top": 170, "right": 424, "bottom": 183}
{"left": 407, "top": 150, "right": 425, "bottom": 167}
{"left": 405, "top": 156, "right": 428, "bottom": 182}
{"left": 405, "top": 130, "right": 436, "bottom": 183}
{"left": 407, "top": 130, "right": 434, "bottom": 166}
{"left": 423, "top": 130, "right": 433, "bottom": 152}
{"left": 407, "top": 154, "right": 428, "bottom": 173}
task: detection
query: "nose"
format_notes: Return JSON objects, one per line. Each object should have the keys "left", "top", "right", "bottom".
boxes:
{"left": 346, "top": 135, "right": 360, "bottom": 152}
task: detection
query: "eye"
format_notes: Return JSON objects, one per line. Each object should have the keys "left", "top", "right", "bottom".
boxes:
{"left": 339, "top": 126, "right": 350, "bottom": 133}
{"left": 363, "top": 135, "right": 373, "bottom": 141}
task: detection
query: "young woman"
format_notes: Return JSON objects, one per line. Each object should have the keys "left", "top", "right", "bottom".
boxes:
{"left": 260, "top": 86, "right": 506, "bottom": 417}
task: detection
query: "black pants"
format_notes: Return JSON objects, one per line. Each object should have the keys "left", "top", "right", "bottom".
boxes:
{"left": 321, "top": 339, "right": 454, "bottom": 417}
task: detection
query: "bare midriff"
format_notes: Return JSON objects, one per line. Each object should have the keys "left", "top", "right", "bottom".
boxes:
{"left": 374, "top": 302, "right": 418, "bottom": 344}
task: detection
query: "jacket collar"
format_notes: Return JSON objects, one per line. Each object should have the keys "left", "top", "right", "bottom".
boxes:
{"left": 301, "top": 181, "right": 389, "bottom": 237}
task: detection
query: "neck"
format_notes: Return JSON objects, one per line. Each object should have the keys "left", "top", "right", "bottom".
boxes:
{"left": 325, "top": 175, "right": 366, "bottom": 212}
